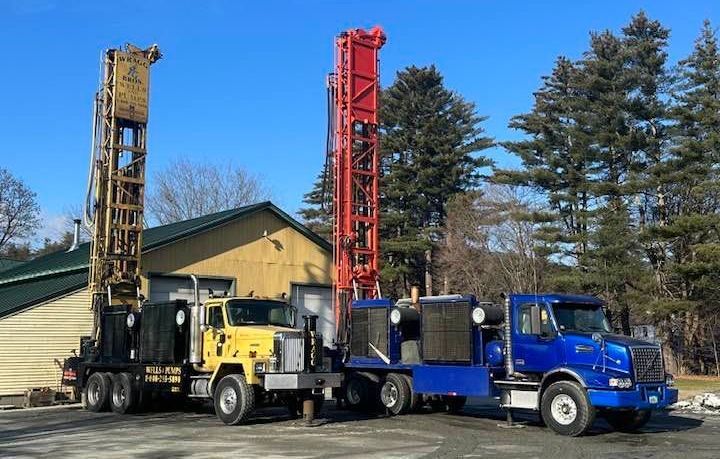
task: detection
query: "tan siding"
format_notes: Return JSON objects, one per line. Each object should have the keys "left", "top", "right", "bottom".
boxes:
{"left": 142, "top": 210, "right": 332, "bottom": 299}
{"left": 0, "top": 289, "right": 92, "bottom": 396}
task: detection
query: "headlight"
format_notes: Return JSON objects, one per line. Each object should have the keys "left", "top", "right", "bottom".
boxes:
{"left": 390, "top": 309, "right": 402, "bottom": 325}
{"left": 665, "top": 373, "right": 675, "bottom": 387}
{"left": 608, "top": 377, "right": 633, "bottom": 389}
{"left": 472, "top": 307, "right": 486, "bottom": 325}
{"left": 175, "top": 309, "right": 186, "bottom": 326}
{"left": 254, "top": 361, "right": 266, "bottom": 374}
{"left": 126, "top": 312, "right": 136, "bottom": 329}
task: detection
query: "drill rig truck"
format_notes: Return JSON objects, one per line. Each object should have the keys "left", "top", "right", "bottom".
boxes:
{"left": 326, "top": 28, "right": 678, "bottom": 436}
{"left": 63, "top": 44, "right": 340, "bottom": 425}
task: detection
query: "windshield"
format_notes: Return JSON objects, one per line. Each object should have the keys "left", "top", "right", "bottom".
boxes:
{"left": 225, "top": 300, "right": 293, "bottom": 327}
{"left": 551, "top": 303, "right": 611, "bottom": 333}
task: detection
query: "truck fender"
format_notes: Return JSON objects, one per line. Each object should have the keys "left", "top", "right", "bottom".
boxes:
{"left": 355, "top": 371, "right": 382, "bottom": 384}
{"left": 540, "top": 368, "right": 586, "bottom": 395}
{"left": 209, "top": 363, "right": 245, "bottom": 395}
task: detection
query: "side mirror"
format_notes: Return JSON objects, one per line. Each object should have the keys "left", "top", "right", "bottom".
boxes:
{"left": 290, "top": 306, "right": 298, "bottom": 328}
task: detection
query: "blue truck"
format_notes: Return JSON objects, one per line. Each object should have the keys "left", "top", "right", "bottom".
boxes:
{"left": 340, "top": 293, "right": 678, "bottom": 436}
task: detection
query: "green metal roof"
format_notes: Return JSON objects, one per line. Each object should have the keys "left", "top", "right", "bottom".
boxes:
{"left": 0, "top": 201, "right": 330, "bottom": 319}
{"left": 0, "top": 258, "right": 25, "bottom": 273}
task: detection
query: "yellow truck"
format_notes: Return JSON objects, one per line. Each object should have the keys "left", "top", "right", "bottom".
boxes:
{"left": 63, "top": 276, "right": 342, "bottom": 424}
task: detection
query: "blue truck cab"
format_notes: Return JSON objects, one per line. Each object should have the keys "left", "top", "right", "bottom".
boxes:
{"left": 341, "top": 293, "right": 677, "bottom": 436}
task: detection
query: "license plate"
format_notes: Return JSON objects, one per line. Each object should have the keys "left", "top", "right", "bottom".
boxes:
{"left": 648, "top": 395, "right": 659, "bottom": 404}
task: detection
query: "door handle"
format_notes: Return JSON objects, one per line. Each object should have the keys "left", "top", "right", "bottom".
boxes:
{"left": 575, "top": 344, "right": 594, "bottom": 353}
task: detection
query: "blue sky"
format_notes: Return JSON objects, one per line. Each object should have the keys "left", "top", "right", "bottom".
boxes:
{"left": 1, "top": 0, "right": 717, "bottom": 243}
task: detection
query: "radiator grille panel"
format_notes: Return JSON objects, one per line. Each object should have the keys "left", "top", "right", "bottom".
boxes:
{"left": 422, "top": 301, "right": 471, "bottom": 362}
{"left": 368, "top": 308, "right": 388, "bottom": 356}
{"left": 101, "top": 306, "right": 128, "bottom": 361}
{"left": 631, "top": 346, "right": 664, "bottom": 383}
{"left": 350, "top": 309, "right": 368, "bottom": 357}
{"left": 274, "top": 332, "right": 304, "bottom": 372}
{"left": 350, "top": 308, "right": 388, "bottom": 358}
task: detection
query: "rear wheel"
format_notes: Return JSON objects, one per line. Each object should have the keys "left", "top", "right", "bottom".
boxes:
{"left": 380, "top": 373, "right": 411, "bottom": 415}
{"left": 214, "top": 374, "right": 255, "bottom": 425}
{"left": 85, "top": 372, "right": 111, "bottom": 412}
{"left": 541, "top": 381, "right": 595, "bottom": 436}
{"left": 605, "top": 409, "right": 651, "bottom": 432}
{"left": 444, "top": 395, "right": 467, "bottom": 413}
{"left": 110, "top": 372, "right": 138, "bottom": 414}
{"left": 344, "top": 373, "right": 376, "bottom": 412}
{"left": 400, "top": 374, "right": 422, "bottom": 412}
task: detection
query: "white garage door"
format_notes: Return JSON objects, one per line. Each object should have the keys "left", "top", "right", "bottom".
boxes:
{"left": 149, "top": 276, "right": 235, "bottom": 304}
{"left": 291, "top": 284, "right": 334, "bottom": 344}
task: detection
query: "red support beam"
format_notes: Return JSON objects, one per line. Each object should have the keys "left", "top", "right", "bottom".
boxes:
{"left": 331, "top": 27, "right": 386, "bottom": 342}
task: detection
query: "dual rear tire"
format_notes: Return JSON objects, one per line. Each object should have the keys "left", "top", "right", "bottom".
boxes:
{"left": 84, "top": 372, "right": 139, "bottom": 414}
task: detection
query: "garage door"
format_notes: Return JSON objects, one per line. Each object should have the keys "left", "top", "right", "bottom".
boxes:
{"left": 291, "top": 284, "right": 334, "bottom": 344}
{"left": 149, "top": 276, "right": 235, "bottom": 304}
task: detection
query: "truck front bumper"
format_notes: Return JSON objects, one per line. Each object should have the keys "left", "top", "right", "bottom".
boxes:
{"left": 587, "top": 384, "right": 678, "bottom": 410}
{"left": 262, "top": 372, "right": 343, "bottom": 391}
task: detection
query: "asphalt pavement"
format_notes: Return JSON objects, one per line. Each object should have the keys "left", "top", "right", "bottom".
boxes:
{"left": 0, "top": 401, "right": 717, "bottom": 458}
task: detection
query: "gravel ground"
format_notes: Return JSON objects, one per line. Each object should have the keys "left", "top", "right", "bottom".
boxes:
{"left": 0, "top": 400, "right": 718, "bottom": 458}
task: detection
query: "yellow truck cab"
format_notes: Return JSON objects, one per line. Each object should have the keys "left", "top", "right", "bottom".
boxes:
{"left": 66, "top": 278, "right": 342, "bottom": 425}
{"left": 197, "top": 295, "right": 341, "bottom": 424}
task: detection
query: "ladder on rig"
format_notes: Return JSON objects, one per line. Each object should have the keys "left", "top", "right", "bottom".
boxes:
{"left": 86, "top": 44, "right": 161, "bottom": 337}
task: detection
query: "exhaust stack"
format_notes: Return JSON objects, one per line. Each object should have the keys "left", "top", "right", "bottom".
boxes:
{"left": 189, "top": 274, "right": 204, "bottom": 364}
{"left": 503, "top": 295, "right": 515, "bottom": 378}
{"left": 67, "top": 219, "right": 82, "bottom": 252}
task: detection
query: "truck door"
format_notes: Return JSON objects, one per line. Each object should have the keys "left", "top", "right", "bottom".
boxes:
{"left": 203, "top": 304, "right": 227, "bottom": 367}
{"left": 512, "top": 302, "right": 563, "bottom": 374}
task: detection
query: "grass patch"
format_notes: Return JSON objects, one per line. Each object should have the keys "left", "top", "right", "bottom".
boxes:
{"left": 675, "top": 376, "right": 720, "bottom": 398}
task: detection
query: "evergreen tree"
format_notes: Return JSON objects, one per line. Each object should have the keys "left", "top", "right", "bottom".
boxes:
{"left": 380, "top": 65, "right": 493, "bottom": 296}
{"left": 297, "top": 171, "right": 332, "bottom": 241}
{"left": 497, "top": 57, "right": 592, "bottom": 264}
{"left": 646, "top": 20, "right": 720, "bottom": 372}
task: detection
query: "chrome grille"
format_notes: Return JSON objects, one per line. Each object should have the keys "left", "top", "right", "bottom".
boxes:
{"left": 631, "top": 346, "right": 664, "bottom": 383}
{"left": 274, "top": 332, "right": 304, "bottom": 373}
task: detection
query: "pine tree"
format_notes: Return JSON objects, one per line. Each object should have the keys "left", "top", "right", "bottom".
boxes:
{"left": 647, "top": 20, "right": 720, "bottom": 373}
{"left": 380, "top": 66, "right": 493, "bottom": 296}
{"left": 497, "top": 56, "right": 592, "bottom": 264}
{"left": 297, "top": 171, "right": 332, "bottom": 241}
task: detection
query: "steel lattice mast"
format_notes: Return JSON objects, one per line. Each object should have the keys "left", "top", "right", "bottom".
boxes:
{"left": 328, "top": 27, "right": 386, "bottom": 345}
{"left": 88, "top": 44, "right": 161, "bottom": 338}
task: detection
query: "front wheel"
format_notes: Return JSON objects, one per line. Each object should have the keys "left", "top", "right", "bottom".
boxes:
{"left": 214, "top": 374, "right": 255, "bottom": 425}
{"left": 541, "top": 381, "right": 595, "bottom": 436}
{"left": 605, "top": 409, "right": 651, "bottom": 432}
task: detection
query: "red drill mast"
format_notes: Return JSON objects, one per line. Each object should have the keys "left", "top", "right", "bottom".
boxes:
{"left": 328, "top": 27, "right": 386, "bottom": 345}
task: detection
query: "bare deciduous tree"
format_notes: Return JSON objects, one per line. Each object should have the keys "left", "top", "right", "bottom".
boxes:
{"left": 438, "top": 185, "right": 545, "bottom": 299}
{"left": 146, "top": 157, "right": 271, "bottom": 225}
{"left": 0, "top": 168, "right": 40, "bottom": 253}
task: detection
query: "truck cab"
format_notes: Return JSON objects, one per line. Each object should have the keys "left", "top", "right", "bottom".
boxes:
{"left": 191, "top": 295, "right": 342, "bottom": 424}
{"left": 500, "top": 293, "right": 678, "bottom": 435}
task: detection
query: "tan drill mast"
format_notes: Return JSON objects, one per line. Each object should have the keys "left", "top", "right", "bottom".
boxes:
{"left": 87, "top": 44, "right": 161, "bottom": 338}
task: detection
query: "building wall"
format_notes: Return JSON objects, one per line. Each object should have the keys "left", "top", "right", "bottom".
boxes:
{"left": 141, "top": 210, "right": 332, "bottom": 300}
{"left": 0, "top": 288, "right": 92, "bottom": 397}
{"left": 0, "top": 210, "right": 331, "bottom": 400}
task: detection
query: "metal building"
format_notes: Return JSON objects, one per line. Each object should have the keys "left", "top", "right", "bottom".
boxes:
{"left": 0, "top": 202, "right": 333, "bottom": 406}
